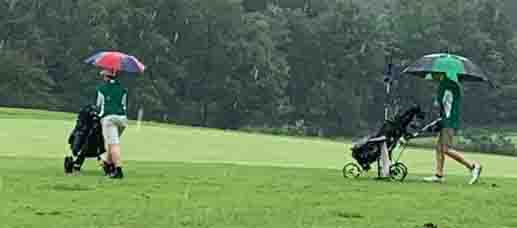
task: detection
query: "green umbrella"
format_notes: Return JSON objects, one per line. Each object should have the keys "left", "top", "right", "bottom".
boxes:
{"left": 402, "top": 53, "right": 490, "bottom": 84}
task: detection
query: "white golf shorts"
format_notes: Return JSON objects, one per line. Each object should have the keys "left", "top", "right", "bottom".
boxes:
{"left": 101, "top": 115, "right": 128, "bottom": 145}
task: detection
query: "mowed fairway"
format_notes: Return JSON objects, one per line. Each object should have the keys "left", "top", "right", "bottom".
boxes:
{"left": 2, "top": 108, "right": 517, "bottom": 228}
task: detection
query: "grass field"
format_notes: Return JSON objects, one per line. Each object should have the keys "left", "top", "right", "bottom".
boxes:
{"left": 2, "top": 108, "right": 517, "bottom": 228}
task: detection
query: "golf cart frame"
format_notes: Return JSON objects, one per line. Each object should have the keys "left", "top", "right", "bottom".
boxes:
{"left": 341, "top": 58, "right": 441, "bottom": 181}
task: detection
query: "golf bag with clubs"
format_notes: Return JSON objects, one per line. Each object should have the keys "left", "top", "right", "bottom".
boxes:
{"left": 64, "top": 104, "right": 107, "bottom": 174}
{"left": 342, "top": 58, "right": 441, "bottom": 181}
{"left": 342, "top": 105, "right": 441, "bottom": 181}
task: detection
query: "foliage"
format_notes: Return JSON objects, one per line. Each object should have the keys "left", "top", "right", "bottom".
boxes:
{"left": 1, "top": 0, "right": 517, "bottom": 136}
{"left": 458, "top": 129, "right": 517, "bottom": 155}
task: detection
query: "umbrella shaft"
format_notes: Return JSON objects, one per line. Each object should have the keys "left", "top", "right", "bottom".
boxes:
{"left": 385, "top": 83, "right": 391, "bottom": 121}
{"left": 385, "top": 108, "right": 388, "bottom": 121}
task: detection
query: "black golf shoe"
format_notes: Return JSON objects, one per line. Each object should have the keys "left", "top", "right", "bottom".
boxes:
{"left": 101, "top": 162, "right": 115, "bottom": 176}
{"left": 109, "top": 167, "right": 124, "bottom": 179}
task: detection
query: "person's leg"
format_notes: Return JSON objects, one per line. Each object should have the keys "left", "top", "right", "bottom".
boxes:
{"left": 107, "top": 116, "right": 127, "bottom": 179}
{"left": 435, "top": 136, "right": 445, "bottom": 177}
{"left": 443, "top": 147, "right": 475, "bottom": 170}
{"left": 109, "top": 144, "right": 122, "bottom": 167}
{"left": 106, "top": 134, "right": 123, "bottom": 178}
{"left": 99, "top": 148, "right": 114, "bottom": 175}
{"left": 424, "top": 130, "right": 446, "bottom": 182}
{"left": 111, "top": 118, "right": 127, "bottom": 168}
{"left": 441, "top": 128, "right": 475, "bottom": 169}
{"left": 105, "top": 145, "right": 113, "bottom": 163}
{"left": 444, "top": 147, "right": 482, "bottom": 184}
{"left": 101, "top": 117, "right": 117, "bottom": 175}
{"left": 440, "top": 128, "right": 482, "bottom": 184}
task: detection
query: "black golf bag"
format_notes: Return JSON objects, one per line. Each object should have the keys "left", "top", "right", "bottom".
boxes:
{"left": 343, "top": 105, "right": 441, "bottom": 181}
{"left": 343, "top": 58, "right": 443, "bottom": 181}
{"left": 351, "top": 105, "right": 426, "bottom": 171}
{"left": 64, "top": 104, "right": 106, "bottom": 173}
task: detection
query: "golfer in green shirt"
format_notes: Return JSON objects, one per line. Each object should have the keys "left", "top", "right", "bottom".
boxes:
{"left": 97, "top": 69, "right": 128, "bottom": 179}
{"left": 424, "top": 73, "right": 482, "bottom": 184}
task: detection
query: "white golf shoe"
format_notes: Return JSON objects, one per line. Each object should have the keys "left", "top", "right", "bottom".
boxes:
{"left": 423, "top": 175, "right": 445, "bottom": 183}
{"left": 469, "top": 163, "right": 482, "bottom": 185}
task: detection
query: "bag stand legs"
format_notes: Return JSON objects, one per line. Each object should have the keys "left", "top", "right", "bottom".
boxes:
{"left": 377, "top": 141, "right": 391, "bottom": 178}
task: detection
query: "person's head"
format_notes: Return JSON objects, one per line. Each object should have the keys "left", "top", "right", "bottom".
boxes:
{"left": 100, "top": 69, "right": 117, "bottom": 81}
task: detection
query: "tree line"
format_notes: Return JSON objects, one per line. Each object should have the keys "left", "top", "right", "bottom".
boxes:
{"left": 1, "top": 0, "right": 516, "bottom": 136}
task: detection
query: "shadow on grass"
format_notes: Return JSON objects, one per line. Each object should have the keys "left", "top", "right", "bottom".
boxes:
{"left": 51, "top": 183, "right": 95, "bottom": 192}
{"left": 334, "top": 210, "right": 364, "bottom": 219}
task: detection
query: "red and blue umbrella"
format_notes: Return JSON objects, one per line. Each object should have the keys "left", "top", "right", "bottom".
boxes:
{"left": 85, "top": 51, "right": 145, "bottom": 73}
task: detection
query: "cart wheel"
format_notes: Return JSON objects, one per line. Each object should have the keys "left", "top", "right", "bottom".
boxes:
{"left": 342, "top": 163, "right": 362, "bottom": 178}
{"left": 64, "top": 156, "right": 73, "bottom": 174}
{"left": 389, "top": 162, "right": 408, "bottom": 181}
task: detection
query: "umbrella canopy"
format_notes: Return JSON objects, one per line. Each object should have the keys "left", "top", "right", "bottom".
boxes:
{"left": 402, "top": 53, "right": 489, "bottom": 83}
{"left": 85, "top": 51, "right": 145, "bottom": 73}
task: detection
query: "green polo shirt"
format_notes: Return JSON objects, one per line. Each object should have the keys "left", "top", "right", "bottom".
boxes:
{"left": 437, "top": 79, "right": 462, "bottom": 130}
{"left": 96, "top": 79, "right": 128, "bottom": 117}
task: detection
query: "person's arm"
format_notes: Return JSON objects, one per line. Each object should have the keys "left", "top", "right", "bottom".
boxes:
{"left": 436, "top": 84, "right": 445, "bottom": 117}
{"left": 96, "top": 89, "right": 105, "bottom": 117}
{"left": 121, "top": 89, "right": 128, "bottom": 115}
{"left": 442, "top": 89, "right": 453, "bottom": 119}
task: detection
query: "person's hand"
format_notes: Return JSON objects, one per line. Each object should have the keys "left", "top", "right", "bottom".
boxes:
{"left": 429, "top": 120, "right": 442, "bottom": 133}
{"left": 400, "top": 137, "right": 407, "bottom": 145}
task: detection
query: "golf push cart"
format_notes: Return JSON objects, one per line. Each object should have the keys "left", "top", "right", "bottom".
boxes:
{"left": 342, "top": 105, "right": 442, "bottom": 181}
{"left": 342, "top": 59, "right": 442, "bottom": 182}
{"left": 64, "top": 104, "right": 109, "bottom": 174}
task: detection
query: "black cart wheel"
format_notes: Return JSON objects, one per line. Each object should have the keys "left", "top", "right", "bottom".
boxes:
{"left": 64, "top": 156, "right": 74, "bottom": 174}
{"left": 389, "top": 162, "right": 408, "bottom": 181}
{"left": 342, "top": 163, "right": 362, "bottom": 178}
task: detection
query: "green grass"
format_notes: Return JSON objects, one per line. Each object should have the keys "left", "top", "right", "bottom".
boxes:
{"left": 2, "top": 107, "right": 517, "bottom": 227}
{"left": 0, "top": 107, "right": 75, "bottom": 120}
{"left": 3, "top": 158, "right": 517, "bottom": 228}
